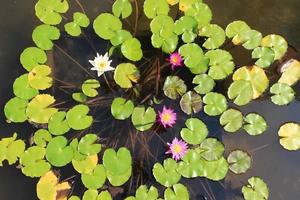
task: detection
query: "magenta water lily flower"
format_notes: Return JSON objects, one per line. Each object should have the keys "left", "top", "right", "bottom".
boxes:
{"left": 158, "top": 106, "right": 177, "bottom": 128}
{"left": 168, "top": 52, "right": 183, "bottom": 70}
{"left": 166, "top": 138, "right": 188, "bottom": 161}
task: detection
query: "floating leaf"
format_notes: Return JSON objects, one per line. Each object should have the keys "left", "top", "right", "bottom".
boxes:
{"left": 199, "top": 24, "right": 225, "bottom": 49}
{"left": 32, "top": 24, "right": 60, "bottom": 50}
{"left": 152, "top": 33, "right": 178, "bottom": 53}
{"left": 180, "top": 91, "right": 202, "bottom": 115}
{"left": 114, "top": 63, "right": 140, "bottom": 88}
{"left": 278, "top": 59, "right": 300, "bottom": 86}
{"left": 110, "top": 30, "right": 133, "bottom": 46}
{"left": 4, "top": 97, "right": 28, "bottom": 123}
{"left": 252, "top": 47, "right": 275, "bottom": 68}
{"left": 143, "top": 0, "right": 169, "bottom": 19}
{"left": 113, "top": 0, "right": 132, "bottom": 18}
{"left": 237, "top": 30, "right": 262, "bottom": 50}
{"left": 48, "top": 111, "right": 70, "bottom": 135}
{"left": 220, "top": 109, "right": 243, "bottom": 133}
{"left": 82, "top": 164, "right": 106, "bottom": 189}
{"left": 111, "top": 97, "right": 134, "bottom": 120}
{"left": 174, "top": 16, "right": 198, "bottom": 43}
{"left": 184, "top": 2, "right": 212, "bottom": 28}
{"left": 98, "top": 191, "right": 112, "bottom": 200}
{"left": 28, "top": 65, "right": 53, "bottom": 90}
{"left": 177, "top": 150, "right": 204, "bottom": 178}
{"left": 278, "top": 123, "right": 300, "bottom": 151}
{"left": 72, "top": 155, "right": 98, "bottom": 174}
{"left": 72, "top": 92, "right": 88, "bottom": 103}
{"left": 20, "top": 47, "right": 47, "bottom": 71}
{"left": 106, "top": 166, "right": 132, "bottom": 186}
{"left": 65, "top": 12, "right": 90, "bottom": 36}
{"left": 243, "top": 113, "right": 267, "bottom": 136}
{"left": 153, "top": 158, "right": 181, "bottom": 187}
{"left": 270, "top": 83, "right": 295, "bottom": 106}
{"left": 202, "top": 157, "right": 228, "bottom": 181}
{"left": 242, "top": 177, "right": 269, "bottom": 200}
{"left": 93, "top": 13, "right": 122, "bottom": 40}
{"left": 228, "top": 80, "right": 253, "bottom": 106}
{"left": 34, "top": 129, "right": 52, "bottom": 147}
{"left": 46, "top": 136, "right": 74, "bottom": 167}
{"left": 82, "top": 190, "right": 99, "bottom": 200}
{"left": 26, "top": 94, "right": 58, "bottom": 124}
{"left": 205, "top": 49, "right": 235, "bottom": 80}
{"left": 0, "top": 133, "right": 25, "bottom": 166}
{"left": 192, "top": 74, "right": 215, "bottom": 95}
{"left": 126, "top": 185, "right": 159, "bottom": 200}
{"left": 199, "top": 138, "right": 224, "bottom": 161}
{"left": 66, "top": 104, "right": 93, "bottom": 130}
{"left": 78, "top": 134, "right": 101, "bottom": 156}
{"left": 233, "top": 66, "right": 269, "bottom": 99}
{"left": 131, "top": 106, "right": 156, "bottom": 131}
{"left": 13, "top": 74, "right": 39, "bottom": 100}
{"left": 82, "top": 79, "right": 100, "bottom": 97}
{"left": 35, "top": 0, "right": 69, "bottom": 25}
{"left": 69, "top": 196, "right": 80, "bottom": 200}
{"left": 179, "top": 0, "right": 198, "bottom": 12}
{"left": 20, "top": 146, "right": 51, "bottom": 177}
{"left": 225, "top": 21, "right": 251, "bottom": 40}
{"left": 150, "top": 15, "right": 174, "bottom": 38}
{"left": 180, "top": 118, "right": 208, "bottom": 145}
{"left": 164, "top": 183, "right": 189, "bottom": 200}
{"left": 163, "top": 76, "right": 187, "bottom": 100}
{"left": 203, "top": 92, "right": 228, "bottom": 116}
{"left": 121, "top": 38, "right": 143, "bottom": 61}
{"left": 227, "top": 150, "right": 251, "bottom": 174}
{"left": 261, "top": 34, "right": 288, "bottom": 60}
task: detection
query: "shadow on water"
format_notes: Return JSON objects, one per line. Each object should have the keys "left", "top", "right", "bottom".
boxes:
{"left": 0, "top": 0, "right": 300, "bottom": 200}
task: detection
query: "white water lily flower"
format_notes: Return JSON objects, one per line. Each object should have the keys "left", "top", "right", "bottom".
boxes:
{"left": 89, "top": 53, "right": 114, "bottom": 77}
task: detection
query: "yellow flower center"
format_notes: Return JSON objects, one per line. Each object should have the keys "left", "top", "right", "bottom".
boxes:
{"left": 173, "top": 144, "right": 182, "bottom": 153}
{"left": 172, "top": 57, "right": 178, "bottom": 63}
{"left": 162, "top": 113, "right": 171, "bottom": 123}
{"left": 98, "top": 62, "right": 106, "bottom": 70}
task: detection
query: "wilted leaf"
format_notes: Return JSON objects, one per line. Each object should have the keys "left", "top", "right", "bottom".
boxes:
{"left": 278, "top": 123, "right": 300, "bottom": 151}
{"left": 163, "top": 76, "right": 187, "bottom": 100}
{"left": 180, "top": 91, "right": 202, "bottom": 115}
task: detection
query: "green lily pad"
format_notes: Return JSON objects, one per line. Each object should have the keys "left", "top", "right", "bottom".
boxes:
{"left": 98, "top": 191, "right": 112, "bottom": 200}
{"left": 174, "top": 16, "right": 198, "bottom": 42}
{"left": 72, "top": 155, "right": 98, "bottom": 174}
{"left": 13, "top": 74, "right": 39, "bottom": 100}
{"left": 82, "top": 189, "right": 99, "bottom": 200}
{"left": 270, "top": 83, "right": 295, "bottom": 106}
{"left": 32, "top": 24, "right": 60, "bottom": 50}
{"left": 278, "top": 123, "right": 300, "bottom": 151}
{"left": 205, "top": 49, "right": 235, "bottom": 80}
{"left": 199, "top": 24, "right": 225, "bottom": 49}
{"left": 203, "top": 92, "right": 228, "bottom": 116}
{"left": 227, "top": 150, "right": 251, "bottom": 174}
{"left": 152, "top": 33, "right": 178, "bottom": 53}
{"left": 103, "top": 147, "right": 132, "bottom": 175}
{"left": 4, "top": 97, "right": 28, "bottom": 123}
{"left": 110, "top": 30, "right": 133, "bottom": 46}
{"left": 82, "top": 79, "right": 100, "bottom": 97}
{"left": 46, "top": 136, "right": 74, "bottom": 167}
{"left": 164, "top": 183, "right": 189, "bottom": 200}
{"left": 113, "top": 0, "right": 132, "bottom": 18}
{"left": 193, "top": 74, "right": 215, "bottom": 94}
{"left": 228, "top": 80, "right": 254, "bottom": 106}
{"left": 225, "top": 20, "right": 251, "bottom": 40}
{"left": 121, "top": 38, "right": 143, "bottom": 61}
{"left": 252, "top": 47, "right": 275, "bottom": 68}
{"left": 114, "top": 63, "right": 140, "bottom": 88}
{"left": 35, "top": 0, "right": 69, "bottom": 25}
{"left": 163, "top": 76, "right": 187, "bottom": 100}
{"left": 111, "top": 97, "right": 134, "bottom": 120}
{"left": 182, "top": 30, "right": 197, "bottom": 43}
{"left": 238, "top": 30, "right": 262, "bottom": 50}
{"left": 150, "top": 15, "right": 174, "bottom": 38}
{"left": 179, "top": 0, "right": 198, "bottom": 11}
{"left": 65, "top": 12, "right": 90, "bottom": 36}
{"left": 131, "top": 106, "right": 156, "bottom": 131}
{"left": 261, "top": 34, "right": 288, "bottom": 60}
{"left": 143, "top": 0, "right": 170, "bottom": 19}
{"left": 72, "top": 92, "right": 88, "bottom": 103}
{"left": 78, "top": 134, "right": 101, "bottom": 156}
{"left": 66, "top": 104, "right": 93, "bottom": 130}
{"left": 220, "top": 109, "right": 243, "bottom": 133}
{"left": 20, "top": 47, "right": 47, "bottom": 71}
{"left": 20, "top": 146, "right": 51, "bottom": 177}
{"left": 69, "top": 196, "right": 80, "bottom": 200}
{"left": 48, "top": 111, "right": 70, "bottom": 135}
{"left": 177, "top": 149, "right": 204, "bottom": 178}
{"left": 82, "top": 164, "right": 106, "bottom": 189}
{"left": 126, "top": 185, "right": 159, "bottom": 200}
{"left": 93, "top": 13, "right": 122, "bottom": 40}
{"left": 152, "top": 158, "right": 181, "bottom": 187}
{"left": 199, "top": 138, "right": 224, "bottom": 161}
{"left": 202, "top": 157, "right": 228, "bottom": 181}
{"left": 242, "top": 177, "right": 269, "bottom": 200}
{"left": 26, "top": 94, "right": 58, "bottom": 124}
{"left": 243, "top": 113, "right": 268, "bottom": 136}
{"left": 180, "top": 91, "right": 202, "bottom": 115}
{"left": 185, "top": 2, "right": 212, "bottom": 28}
{"left": 0, "top": 133, "right": 25, "bottom": 166}
{"left": 180, "top": 118, "right": 208, "bottom": 145}
{"left": 28, "top": 65, "right": 53, "bottom": 90}
{"left": 33, "top": 129, "right": 52, "bottom": 147}
{"left": 106, "top": 165, "right": 132, "bottom": 186}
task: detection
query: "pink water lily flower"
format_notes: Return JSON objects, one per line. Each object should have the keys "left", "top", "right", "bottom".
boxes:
{"left": 166, "top": 137, "right": 188, "bottom": 161}
{"left": 168, "top": 52, "right": 183, "bottom": 70}
{"left": 158, "top": 106, "right": 177, "bottom": 128}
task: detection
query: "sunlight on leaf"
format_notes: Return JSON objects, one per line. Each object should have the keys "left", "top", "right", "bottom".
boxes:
{"left": 111, "top": 30, "right": 133, "bottom": 46}
{"left": 278, "top": 59, "right": 300, "bottom": 86}
{"left": 72, "top": 154, "right": 98, "bottom": 174}
{"left": 225, "top": 21, "right": 251, "bottom": 40}
{"left": 72, "top": 92, "right": 88, "bottom": 103}
{"left": 278, "top": 123, "right": 300, "bottom": 151}
{"left": 261, "top": 34, "right": 288, "bottom": 60}
{"left": 65, "top": 12, "right": 90, "bottom": 37}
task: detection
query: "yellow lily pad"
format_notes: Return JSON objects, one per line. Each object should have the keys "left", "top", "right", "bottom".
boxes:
{"left": 278, "top": 59, "right": 300, "bottom": 86}
{"left": 28, "top": 65, "right": 53, "bottom": 90}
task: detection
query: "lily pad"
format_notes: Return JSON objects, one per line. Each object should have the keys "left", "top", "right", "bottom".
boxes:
{"left": 121, "top": 38, "right": 143, "bottom": 61}
{"left": 98, "top": 191, "right": 112, "bottom": 200}
{"left": 270, "top": 83, "right": 295, "bottom": 106}
{"left": 199, "top": 24, "right": 225, "bottom": 49}
{"left": 261, "top": 34, "right": 288, "bottom": 60}
{"left": 243, "top": 113, "right": 268, "bottom": 136}
{"left": 48, "top": 111, "right": 70, "bottom": 135}
{"left": 278, "top": 59, "right": 300, "bottom": 86}
{"left": 13, "top": 74, "right": 39, "bottom": 100}
{"left": 81, "top": 164, "right": 106, "bottom": 189}
{"left": 227, "top": 150, "right": 251, "bottom": 174}
{"left": 225, "top": 20, "right": 251, "bottom": 40}
{"left": 33, "top": 129, "right": 52, "bottom": 147}
{"left": 65, "top": 12, "right": 90, "bottom": 36}
{"left": 163, "top": 76, "right": 187, "bottom": 100}
{"left": 93, "top": 13, "right": 122, "bottom": 40}
{"left": 164, "top": 184, "right": 189, "bottom": 200}
{"left": 184, "top": 2, "right": 212, "bottom": 28}
{"left": 202, "top": 157, "right": 228, "bottom": 181}
{"left": 180, "top": 118, "right": 208, "bottom": 145}
{"left": 177, "top": 149, "right": 204, "bottom": 178}
{"left": 126, "top": 185, "right": 159, "bottom": 200}
{"left": 28, "top": 65, "right": 53, "bottom": 90}
{"left": 199, "top": 138, "right": 224, "bottom": 161}
{"left": 152, "top": 158, "right": 181, "bottom": 187}
{"left": 228, "top": 80, "right": 254, "bottom": 106}
{"left": 46, "top": 136, "right": 74, "bottom": 167}
{"left": 203, "top": 92, "right": 228, "bottom": 116}
{"left": 174, "top": 16, "right": 197, "bottom": 35}
{"left": 72, "top": 155, "right": 98, "bottom": 174}
{"left": 111, "top": 97, "right": 134, "bottom": 120}
{"left": 78, "top": 134, "right": 101, "bottom": 156}
{"left": 32, "top": 24, "right": 60, "bottom": 50}
{"left": 114, "top": 63, "right": 140, "bottom": 88}
{"left": 72, "top": 92, "right": 88, "bottom": 103}
{"left": 252, "top": 47, "right": 275, "bottom": 68}
{"left": 131, "top": 106, "right": 156, "bottom": 131}
{"left": 180, "top": 91, "right": 202, "bottom": 115}
{"left": 143, "top": 0, "right": 169, "bottom": 19}
{"left": 193, "top": 74, "right": 215, "bottom": 95}
{"left": 26, "top": 94, "right": 58, "bottom": 124}
{"left": 242, "top": 177, "right": 269, "bottom": 200}
{"left": 220, "top": 109, "right": 243, "bottom": 133}
{"left": 237, "top": 30, "right": 262, "bottom": 50}
{"left": 113, "top": 0, "right": 132, "bottom": 18}
{"left": 106, "top": 166, "right": 132, "bottom": 186}
{"left": 82, "top": 79, "right": 100, "bottom": 97}
{"left": 179, "top": 0, "right": 198, "bottom": 12}
{"left": 110, "top": 30, "right": 133, "bottom": 46}
{"left": 20, "top": 47, "right": 47, "bottom": 71}
{"left": 150, "top": 15, "right": 174, "bottom": 38}
{"left": 0, "top": 133, "right": 25, "bottom": 166}
{"left": 66, "top": 104, "right": 93, "bottom": 130}
{"left": 278, "top": 123, "right": 300, "bottom": 151}
{"left": 4, "top": 97, "right": 28, "bottom": 123}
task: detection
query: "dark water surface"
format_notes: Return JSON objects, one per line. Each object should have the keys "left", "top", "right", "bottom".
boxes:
{"left": 0, "top": 0, "right": 300, "bottom": 200}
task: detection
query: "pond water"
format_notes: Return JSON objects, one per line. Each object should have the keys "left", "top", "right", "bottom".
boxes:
{"left": 0, "top": 0, "right": 300, "bottom": 200}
